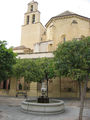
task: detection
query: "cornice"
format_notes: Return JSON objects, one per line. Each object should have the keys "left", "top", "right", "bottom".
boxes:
{"left": 45, "top": 14, "right": 90, "bottom": 28}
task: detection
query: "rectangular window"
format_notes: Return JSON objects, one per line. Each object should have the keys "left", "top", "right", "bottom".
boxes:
{"left": 32, "top": 14, "right": 35, "bottom": 24}
{"left": 27, "top": 16, "right": 29, "bottom": 24}
{"left": 31, "top": 5, "right": 33, "bottom": 12}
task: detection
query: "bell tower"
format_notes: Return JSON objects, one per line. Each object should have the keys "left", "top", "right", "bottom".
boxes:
{"left": 21, "top": 0, "right": 45, "bottom": 50}
{"left": 24, "top": 0, "right": 40, "bottom": 25}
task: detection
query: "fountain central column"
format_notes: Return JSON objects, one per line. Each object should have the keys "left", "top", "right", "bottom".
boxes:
{"left": 37, "top": 82, "right": 49, "bottom": 103}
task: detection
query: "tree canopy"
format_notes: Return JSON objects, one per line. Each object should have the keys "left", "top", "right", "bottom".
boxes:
{"left": 54, "top": 37, "right": 90, "bottom": 81}
{"left": 0, "top": 41, "right": 16, "bottom": 81}
{"left": 13, "top": 58, "right": 55, "bottom": 83}
{"left": 37, "top": 58, "right": 55, "bottom": 81}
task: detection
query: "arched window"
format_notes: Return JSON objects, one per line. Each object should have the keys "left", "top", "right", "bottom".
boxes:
{"left": 61, "top": 35, "right": 66, "bottom": 42}
{"left": 27, "top": 16, "right": 29, "bottom": 24}
{"left": 19, "top": 83, "right": 22, "bottom": 90}
{"left": 32, "top": 14, "right": 35, "bottom": 24}
{"left": 3, "top": 80, "right": 6, "bottom": 89}
{"left": 31, "top": 5, "right": 33, "bottom": 12}
{"left": 72, "top": 20, "right": 78, "bottom": 24}
{"left": 48, "top": 43, "right": 53, "bottom": 52}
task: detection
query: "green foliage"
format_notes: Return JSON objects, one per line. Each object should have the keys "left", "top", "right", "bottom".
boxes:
{"left": 13, "top": 58, "right": 55, "bottom": 83}
{"left": 0, "top": 41, "right": 16, "bottom": 81}
{"left": 37, "top": 58, "right": 55, "bottom": 80}
{"left": 13, "top": 59, "right": 43, "bottom": 82}
{"left": 54, "top": 37, "right": 90, "bottom": 81}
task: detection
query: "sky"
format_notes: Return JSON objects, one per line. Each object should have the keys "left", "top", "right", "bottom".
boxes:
{"left": 0, "top": 0, "right": 90, "bottom": 48}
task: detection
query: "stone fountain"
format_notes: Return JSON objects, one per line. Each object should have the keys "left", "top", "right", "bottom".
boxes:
{"left": 21, "top": 82, "right": 65, "bottom": 115}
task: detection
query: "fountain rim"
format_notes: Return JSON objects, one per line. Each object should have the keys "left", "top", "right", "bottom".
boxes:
{"left": 22, "top": 99, "right": 64, "bottom": 106}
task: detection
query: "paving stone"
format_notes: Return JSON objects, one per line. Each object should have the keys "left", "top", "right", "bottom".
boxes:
{"left": 0, "top": 96, "right": 90, "bottom": 120}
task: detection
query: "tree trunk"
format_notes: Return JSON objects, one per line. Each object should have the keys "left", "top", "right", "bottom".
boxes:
{"left": 59, "top": 77, "right": 61, "bottom": 97}
{"left": 78, "top": 80, "right": 81, "bottom": 100}
{"left": 79, "top": 76, "right": 88, "bottom": 120}
{"left": 45, "top": 72, "right": 48, "bottom": 97}
{"left": 26, "top": 82, "right": 28, "bottom": 99}
{"left": 46, "top": 78, "right": 48, "bottom": 97}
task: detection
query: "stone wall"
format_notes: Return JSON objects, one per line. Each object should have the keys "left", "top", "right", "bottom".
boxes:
{"left": 46, "top": 16, "right": 90, "bottom": 50}
{"left": 0, "top": 77, "right": 90, "bottom": 98}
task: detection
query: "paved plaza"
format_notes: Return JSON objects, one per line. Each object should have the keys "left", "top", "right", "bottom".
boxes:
{"left": 0, "top": 96, "right": 90, "bottom": 120}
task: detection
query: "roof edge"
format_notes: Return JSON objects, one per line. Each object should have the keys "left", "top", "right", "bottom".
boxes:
{"left": 45, "top": 13, "right": 90, "bottom": 28}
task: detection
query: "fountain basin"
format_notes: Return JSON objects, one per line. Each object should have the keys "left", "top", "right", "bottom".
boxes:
{"left": 21, "top": 99, "right": 64, "bottom": 115}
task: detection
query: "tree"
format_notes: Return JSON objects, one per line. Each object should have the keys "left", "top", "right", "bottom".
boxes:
{"left": 13, "top": 59, "right": 44, "bottom": 94}
{"left": 37, "top": 58, "right": 55, "bottom": 96}
{"left": 0, "top": 41, "right": 16, "bottom": 82}
{"left": 13, "top": 58, "right": 55, "bottom": 96}
{"left": 54, "top": 37, "right": 90, "bottom": 120}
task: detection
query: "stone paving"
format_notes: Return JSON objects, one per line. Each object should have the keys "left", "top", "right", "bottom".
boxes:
{"left": 0, "top": 96, "right": 90, "bottom": 120}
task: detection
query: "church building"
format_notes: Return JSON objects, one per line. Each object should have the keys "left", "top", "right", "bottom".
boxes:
{"left": 1, "top": 0, "right": 90, "bottom": 98}
{"left": 13, "top": 0, "right": 90, "bottom": 59}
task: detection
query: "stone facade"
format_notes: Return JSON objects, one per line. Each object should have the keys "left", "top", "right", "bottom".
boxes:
{"left": 13, "top": 1, "right": 90, "bottom": 55}
{"left": 14, "top": 1, "right": 90, "bottom": 55}
{"left": 21, "top": 0, "right": 46, "bottom": 50}
{"left": 45, "top": 11, "right": 90, "bottom": 51}
{"left": 1, "top": 0, "right": 90, "bottom": 98}
{"left": 13, "top": 0, "right": 90, "bottom": 56}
